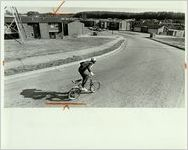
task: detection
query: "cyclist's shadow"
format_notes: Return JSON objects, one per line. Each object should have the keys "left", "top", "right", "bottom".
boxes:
{"left": 20, "top": 89, "right": 70, "bottom": 101}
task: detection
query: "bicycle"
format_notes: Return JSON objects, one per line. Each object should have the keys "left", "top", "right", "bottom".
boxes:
{"left": 68, "top": 76, "right": 100, "bottom": 100}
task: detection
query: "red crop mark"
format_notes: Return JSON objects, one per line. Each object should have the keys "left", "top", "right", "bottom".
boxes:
{"left": 52, "top": 0, "right": 66, "bottom": 15}
{"left": 184, "top": 63, "right": 187, "bottom": 69}
{"left": 46, "top": 101, "right": 86, "bottom": 110}
{"left": 0, "top": 60, "right": 4, "bottom": 66}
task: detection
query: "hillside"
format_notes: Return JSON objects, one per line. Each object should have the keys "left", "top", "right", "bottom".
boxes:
{"left": 74, "top": 11, "right": 185, "bottom": 21}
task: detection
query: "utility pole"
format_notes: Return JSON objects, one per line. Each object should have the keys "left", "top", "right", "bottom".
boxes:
{"left": 11, "top": 7, "right": 27, "bottom": 42}
{"left": 5, "top": 6, "right": 27, "bottom": 44}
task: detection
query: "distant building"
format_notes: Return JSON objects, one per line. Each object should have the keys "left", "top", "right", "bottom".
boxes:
{"left": 99, "top": 19, "right": 108, "bottom": 29}
{"left": 167, "top": 29, "right": 185, "bottom": 37}
{"left": 4, "top": 15, "right": 84, "bottom": 40}
{"left": 119, "top": 20, "right": 133, "bottom": 31}
{"left": 67, "top": 21, "right": 84, "bottom": 36}
{"left": 166, "top": 24, "right": 185, "bottom": 37}
{"left": 48, "top": 23, "right": 63, "bottom": 39}
{"left": 108, "top": 20, "right": 120, "bottom": 30}
{"left": 98, "top": 19, "right": 133, "bottom": 31}
{"left": 119, "top": 20, "right": 131, "bottom": 30}
{"left": 133, "top": 20, "right": 185, "bottom": 37}
{"left": 148, "top": 25, "right": 168, "bottom": 34}
{"left": 141, "top": 26, "right": 148, "bottom": 33}
{"left": 133, "top": 26, "right": 141, "bottom": 32}
{"left": 133, "top": 24, "right": 168, "bottom": 34}
{"left": 81, "top": 19, "right": 96, "bottom": 27}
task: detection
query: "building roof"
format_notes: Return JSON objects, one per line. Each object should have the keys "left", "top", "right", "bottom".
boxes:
{"left": 134, "top": 20, "right": 185, "bottom": 30}
{"left": 134, "top": 20, "right": 163, "bottom": 29}
{"left": 147, "top": 24, "right": 164, "bottom": 29}
{"left": 164, "top": 24, "right": 185, "bottom": 30}
{"left": 5, "top": 15, "right": 77, "bottom": 23}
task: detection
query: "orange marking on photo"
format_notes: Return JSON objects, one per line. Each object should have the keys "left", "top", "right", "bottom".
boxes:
{"left": 46, "top": 101, "right": 86, "bottom": 109}
{"left": 184, "top": 63, "right": 187, "bottom": 69}
{"left": 0, "top": 60, "right": 5, "bottom": 65}
{"left": 52, "top": 0, "right": 66, "bottom": 15}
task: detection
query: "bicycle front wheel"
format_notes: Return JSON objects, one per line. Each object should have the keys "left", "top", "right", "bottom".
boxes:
{"left": 68, "top": 88, "right": 81, "bottom": 100}
{"left": 90, "top": 82, "right": 100, "bottom": 92}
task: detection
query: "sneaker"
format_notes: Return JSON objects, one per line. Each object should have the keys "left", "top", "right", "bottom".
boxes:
{"left": 81, "top": 87, "right": 88, "bottom": 92}
{"left": 69, "top": 97, "right": 76, "bottom": 101}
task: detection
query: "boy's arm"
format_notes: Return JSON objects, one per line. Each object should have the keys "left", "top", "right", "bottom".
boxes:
{"left": 87, "top": 65, "right": 91, "bottom": 72}
{"left": 87, "top": 64, "right": 94, "bottom": 76}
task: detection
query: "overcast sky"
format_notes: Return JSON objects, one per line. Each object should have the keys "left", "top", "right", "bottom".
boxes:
{"left": 3, "top": 0, "right": 187, "bottom": 14}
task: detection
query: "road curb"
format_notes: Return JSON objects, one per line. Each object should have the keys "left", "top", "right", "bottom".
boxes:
{"left": 5, "top": 37, "right": 127, "bottom": 80}
{"left": 5, "top": 37, "right": 121, "bottom": 70}
{"left": 5, "top": 36, "right": 124, "bottom": 76}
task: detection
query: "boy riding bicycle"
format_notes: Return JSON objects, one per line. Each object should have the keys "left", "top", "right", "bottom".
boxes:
{"left": 78, "top": 58, "right": 96, "bottom": 92}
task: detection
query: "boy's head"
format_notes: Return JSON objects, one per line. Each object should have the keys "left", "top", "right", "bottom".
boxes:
{"left": 91, "top": 57, "right": 96, "bottom": 63}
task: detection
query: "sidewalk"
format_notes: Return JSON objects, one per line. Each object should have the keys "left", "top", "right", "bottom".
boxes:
{"left": 5, "top": 36, "right": 125, "bottom": 75}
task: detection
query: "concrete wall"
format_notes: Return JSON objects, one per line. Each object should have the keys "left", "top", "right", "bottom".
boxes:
{"left": 174, "top": 30, "right": 185, "bottom": 37}
{"left": 39, "top": 23, "right": 49, "bottom": 39}
{"left": 141, "top": 26, "right": 148, "bottom": 33}
{"left": 167, "top": 30, "right": 174, "bottom": 36}
{"left": 68, "top": 21, "right": 84, "bottom": 36}
{"left": 148, "top": 28, "right": 158, "bottom": 34}
{"left": 23, "top": 23, "right": 34, "bottom": 39}
{"left": 104, "top": 22, "right": 107, "bottom": 28}
{"left": 133, "top": 27, "right": 141, "bottom": 32}
{"left": 99, "top": 21, "right": 108, "bottom": 29}
{"left": 167, "top": 29, "right": 185, "bottom": 37}
{"left": 126, "top": 22, "right": 131, "bottom": 30}
{"left": 147, "top": 26, "right": 165, "bottom": 34}
{"left": 119, "top": 20, "right": 130, "bottom": 30}
{"left": 157, "top": 26, "right": 165, "bottom": 34}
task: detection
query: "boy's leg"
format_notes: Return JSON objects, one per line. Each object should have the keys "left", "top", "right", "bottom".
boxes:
{"left": 82, "top": 74, "right": 89, "bottom": 88}
{"left": 75, "top": 79, "right": 82, "bottom": 83}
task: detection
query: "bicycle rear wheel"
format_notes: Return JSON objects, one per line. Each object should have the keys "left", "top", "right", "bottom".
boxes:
{"left": 68, "top": 88, "right": 81, "bottom": 99}
{"left": 90, "top": 82, "right": 100, "bottom": 92}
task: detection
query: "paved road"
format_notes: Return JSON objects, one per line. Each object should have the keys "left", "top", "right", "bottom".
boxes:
{"left": 4, "top": 32, "right": 185, "bottom": 107}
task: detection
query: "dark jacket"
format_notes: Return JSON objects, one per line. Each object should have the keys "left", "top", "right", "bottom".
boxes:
{"left": 79, "top": 61, "right": 94, "bottom": 73}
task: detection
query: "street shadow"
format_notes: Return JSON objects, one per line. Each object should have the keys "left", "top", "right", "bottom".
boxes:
{"left": 20, "top": 89, "right": 70, "bottom": 101}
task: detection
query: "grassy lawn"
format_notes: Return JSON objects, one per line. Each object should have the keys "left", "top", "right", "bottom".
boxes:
{"left": 5, "top": 40, "right": 124, "bottom": 76}
{"left": 5, "top": 37, "right": 113, "bottom": 61}
{"left": 155, "top": 35, "right": 185, "bottom": 49}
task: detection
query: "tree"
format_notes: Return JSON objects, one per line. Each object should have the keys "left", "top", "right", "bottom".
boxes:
{"left": 5, "top": 10, "right": 12, "bottom": 15}
{"left": 73, "top": 11, "right": 185, "bottom": 20}
{"left": 27, "top": 11, "right": 40, "bottom": 16}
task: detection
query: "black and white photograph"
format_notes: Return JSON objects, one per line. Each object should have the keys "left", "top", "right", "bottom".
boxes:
{"left": 3, "top": 0, "right": 186, "bottom": 108}
{"left": 0, "top": 0, "right": 187, "bottom": 149}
